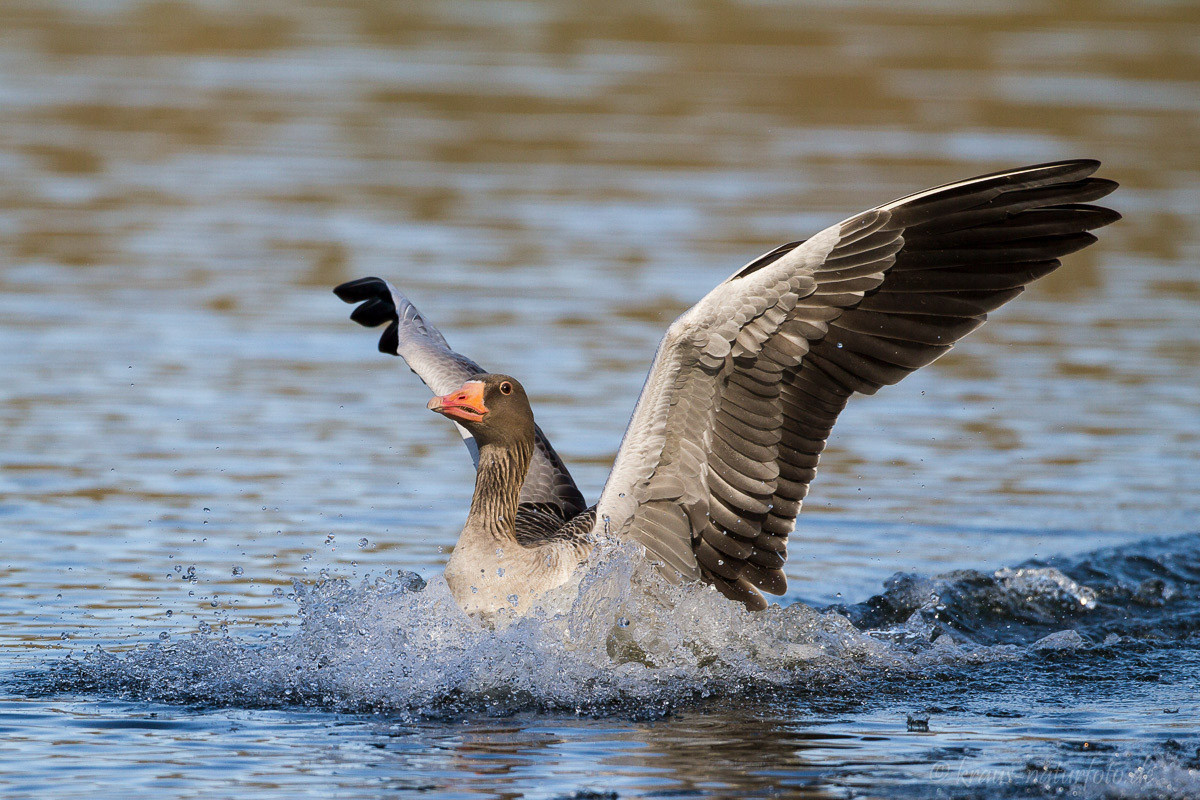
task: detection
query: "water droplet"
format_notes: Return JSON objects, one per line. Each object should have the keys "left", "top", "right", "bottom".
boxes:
{"left": 165, "top": 609, "right": 173, "bottom": 617}
{"left": 358, "top": 537, "right": 369, "bottom": 549}
{"left": 497, "top": 567, "right": 505, "bottom": 577}
{"left": 617, "top": 617, "right": 630, "bottom": 629}
{"left": 507, "top": 594, "right": 520, "bottom": 607}
{"left": 271, "top": 587, "right": 284, "bottom": 597}
{"left": 158, "top": 631, "right": 170, "bottom": 641}
{"left": 209, "top": 599, "right": 218, "bottom": 607}
{"left": 231, "top": 566, "right": 244, "bottom": 577}
{"left": 59, "top": 632, "right": 69, "bottom": 640}
{"left": 836, "top": 341, "right": 844, "bottom": 349}
{"left": 202, "top": 507, "right": 210, "bottom": 513}
{"left": 470, "top": 586, "right": 478, "bottom": 594}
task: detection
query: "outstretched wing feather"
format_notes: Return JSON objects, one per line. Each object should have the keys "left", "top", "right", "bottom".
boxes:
{"left": 597, "top": 160, "right": 1119, "bottom": 609}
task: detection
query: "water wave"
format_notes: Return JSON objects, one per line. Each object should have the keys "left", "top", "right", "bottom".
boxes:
{"left": 35, "top": 532, "right": 1200, "bottom": 717}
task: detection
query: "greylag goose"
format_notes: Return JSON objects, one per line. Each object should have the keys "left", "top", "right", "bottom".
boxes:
{"left": 335, "top": 160, "right": 1119, "bottom": 615}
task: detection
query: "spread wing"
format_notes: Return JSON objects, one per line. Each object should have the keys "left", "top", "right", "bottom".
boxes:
{"left": 595, "top": 160, "right": 1120, "bottom": 609}
{"left": 334, "top": 277, "right": 587, "bottom": 517}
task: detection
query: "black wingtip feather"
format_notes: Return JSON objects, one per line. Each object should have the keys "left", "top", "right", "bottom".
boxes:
{"left": 1062, "top": 203, "right": 1122, "bottom": 228}
{"left": 333, "top": 276, "right": 389, "bottom": 304}
{"left": 335, "top": 277, "right": 400, "bottom": 341}
{"left": 378, "top": 320, "right": 399, "bottom": 355}
{"left": 1072, "top": 177, "right": 1120, "bottom": 203}
{"left": 350, "top": 297, "right": 394, "bottom": 327}
{"left": 961, "top": 159, "right": 1101, "bottom": 187}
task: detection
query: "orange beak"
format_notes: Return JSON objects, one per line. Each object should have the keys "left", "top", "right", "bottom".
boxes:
{"left": 427, "top": 380, "right": 488, "bottom": 423}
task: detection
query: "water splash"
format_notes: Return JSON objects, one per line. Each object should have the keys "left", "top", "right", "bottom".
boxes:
{"left": 39, "top": 533, "right": 1200, "bottom": 717}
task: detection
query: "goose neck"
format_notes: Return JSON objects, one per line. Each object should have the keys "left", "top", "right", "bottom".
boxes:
{"left": 465, "top": 440, "right": 532, "bottom": 541}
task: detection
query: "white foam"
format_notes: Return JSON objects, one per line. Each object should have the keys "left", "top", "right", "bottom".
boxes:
{"left": 67, "top": 540, "right": 1024, "bottom": 715}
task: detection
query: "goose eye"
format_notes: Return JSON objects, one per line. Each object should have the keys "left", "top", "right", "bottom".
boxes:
{"left": 499, "top": 381, "right": 513, "bottom": 395}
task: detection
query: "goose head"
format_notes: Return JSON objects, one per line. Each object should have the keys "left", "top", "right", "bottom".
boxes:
{"left": 427, "top": 374, "right": 535, "bottom": 449}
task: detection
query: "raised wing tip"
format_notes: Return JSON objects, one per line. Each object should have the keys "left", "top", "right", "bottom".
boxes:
{"left": 335, "top": 277, "right": 399, "bottom": 329}
{"left": 333, "top": 276, "right": 388, "bottom": 303}
{"left": 335, "top": 277, "right": 401, "bottom": 358}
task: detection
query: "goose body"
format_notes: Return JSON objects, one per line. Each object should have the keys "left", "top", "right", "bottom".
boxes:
{"left": 335, "top": 160, "right": 1119, "bottom": 615}
{"left": 424, "top": 375, "right": 594, "bottom": 614}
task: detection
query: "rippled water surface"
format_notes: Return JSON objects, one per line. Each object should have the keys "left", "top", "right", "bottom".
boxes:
{"left": 2, "top": 1, "right": 1199, "bottom": 797}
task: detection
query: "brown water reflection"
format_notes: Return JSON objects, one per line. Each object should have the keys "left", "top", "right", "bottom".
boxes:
{"left": 0, "top": 1, "right": 1198, "bottom": 797}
